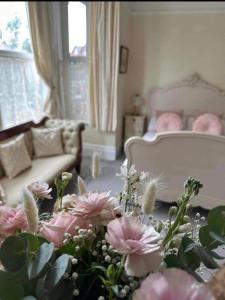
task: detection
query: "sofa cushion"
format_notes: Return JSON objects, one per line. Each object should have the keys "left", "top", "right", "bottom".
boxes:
{"left": 0, "top": 154, "right": 76, "bottom": 206}
{"left": 0, "top": 130, "right": 34, "bottom": 179}
{"left": 45, "top": 119, "right": 79, "bottom": 155}
{"left": 24, "top": 130, "right": 34, "bottom": 157}
{"left": 0, "top": 134, "right": 32, "bottom": 179}
{"left": 32, "top": 127, "right": 64, "bottom": 158}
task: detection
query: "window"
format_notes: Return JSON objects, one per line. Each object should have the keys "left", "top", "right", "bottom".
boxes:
{"left": 67, "top": 2, "right": 89, "bottom": 122}
{"left": 0, "top": 2, "right": 48, "bottom": 129}
{"left": 68, "top": 1, "right": 86, "bottom": 57}
{"left": 0, "top": 2, "right": 32, "bottom": 53}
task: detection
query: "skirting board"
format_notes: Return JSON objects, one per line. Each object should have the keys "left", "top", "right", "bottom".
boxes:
{"left": 83, "top": 143, "right": 122, "bottom": 161}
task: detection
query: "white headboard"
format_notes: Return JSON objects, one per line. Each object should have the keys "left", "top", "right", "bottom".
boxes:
{"left": 147, "top": 73, "right": 225, "bottom": 119}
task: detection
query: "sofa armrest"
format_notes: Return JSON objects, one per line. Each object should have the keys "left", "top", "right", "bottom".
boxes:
{"left": 44, "top": 119, "right": 85, "bottom": 173}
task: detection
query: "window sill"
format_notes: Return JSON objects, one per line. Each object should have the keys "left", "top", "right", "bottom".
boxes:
{"left": 0, "top": 50, "right": 33, "bottom": 60}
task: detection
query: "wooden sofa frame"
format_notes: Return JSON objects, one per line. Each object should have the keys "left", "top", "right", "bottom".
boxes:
{"left": 0, "top": 117, "right": 85, "bottom": 175}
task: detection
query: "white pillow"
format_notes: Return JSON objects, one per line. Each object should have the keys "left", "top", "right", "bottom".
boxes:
{"left": 32, "top": 127, "right": 64, "bottom": 158}
{"left": 147, "top": 116, "right": 156, "bottom": 131}
{"left": 0, "top": 134, "right": 32, "bottom": 179}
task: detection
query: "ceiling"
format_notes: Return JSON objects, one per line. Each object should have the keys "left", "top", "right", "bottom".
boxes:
{"left": 126, "top": 1, "right": 225, "bottom": 13}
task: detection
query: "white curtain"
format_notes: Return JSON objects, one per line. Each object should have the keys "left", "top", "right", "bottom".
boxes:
{"left": 88, "top": 2, "right": 120, "bottom": 132}
{"left": 0, "top": 56, "right": 48, "bottom": 129}
{"left": 27, "top": 2, "right": 61, "bottom": 118}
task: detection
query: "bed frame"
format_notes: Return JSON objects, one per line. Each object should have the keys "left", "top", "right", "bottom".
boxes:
{"left": 125, "top": 73, "right": 225, "bottom": 209}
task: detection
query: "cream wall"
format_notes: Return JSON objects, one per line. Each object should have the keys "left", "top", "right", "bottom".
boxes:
{"left": 125, "top": 12, "right": 225, "bottom": 114}
{"left": 115, "top": 3, "right": 130, "bottom": 150}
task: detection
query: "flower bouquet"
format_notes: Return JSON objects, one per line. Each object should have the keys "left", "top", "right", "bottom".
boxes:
{"left": 0, "top": 159, "right": 224, "bottom": 300}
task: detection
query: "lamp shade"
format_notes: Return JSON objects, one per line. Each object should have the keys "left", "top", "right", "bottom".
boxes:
{"left": 132, "top": 94, "right": 142, "bottom": 107}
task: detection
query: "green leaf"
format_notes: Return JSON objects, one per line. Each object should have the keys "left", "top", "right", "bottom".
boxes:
{"left": 19, "top": 233, "right": 47, "bottom": 254}
{"left": 55, "top": 242, "right": 76, "bottom": 256}
{"left": 192, "top": 245, "right": 219, "bottom": 269}
{"left": 22, "top": 297, "right": 37, "bottom": 300}
{"left": 98, "top": 275, "right": 107, "bottom": 285}
{"left": 47, "top": 279, "right": 74, "bottom": 300}
{"left": 45, "top": 254, "right": 71, "bottom": 290}
{"left": 178, "top": 236, "right": 200, "bottom": 270}
{"left": 199, "top": 226, "right": 219, "bottom": 250}
{"left": 90, "top": 265, "right": 106, "bottom": 274}
{"left": 0, "top": 235, "right": 27, "bottom": 272}
{"left": 35, "top": 276, "right": 46, "bottom": 299}
{"left": 209, "top": 250, "right": 225, "bottom": 260}
{"left": 106, "top": 264, "right": 115, "bottom": 280}
{"left": 208, "top": 206, "right": 225, "bottom": 233}
{"left": 199, "top": 207, "right": 225, "bottom": 250}
{"left": 0, "top": 281, "right": 24, "bottom": 300}
{"left": 0, "top": 263, "right": 28, "bottom": 284}
{"left": 183, "top": 242, "right": 196, "bottom": 253}
{"left": 209, "top": 231, "right": 225, "bottom": 244}
{"left": 111, "top": 285, "right": 119, "bottom": 296}
{"left": 164, "top": 254, "right": 181, "bottom": 268}
{"left": 28, "top": 242, "right": 54, "bottom": 279}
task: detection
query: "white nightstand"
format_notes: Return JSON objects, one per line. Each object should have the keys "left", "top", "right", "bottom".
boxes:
{"left": 124, "top": 114, "right": 146, "bottom": 143}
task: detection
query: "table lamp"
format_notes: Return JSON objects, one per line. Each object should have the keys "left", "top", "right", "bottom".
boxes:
{"left": 132, "top": 94, "right": 142, "bottom": 115}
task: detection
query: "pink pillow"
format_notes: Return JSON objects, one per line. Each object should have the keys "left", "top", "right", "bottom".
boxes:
{"left": 156, "top": 110, "right": 183, "bottom": 118}
{"left": 156, "top": 112, "right": 184, "bottom": 133}
{"left": 194, "top": 110, "right": 223, "bottom": 119}
{"left": 192, "top": 113, "right": 223, "bottom": 135}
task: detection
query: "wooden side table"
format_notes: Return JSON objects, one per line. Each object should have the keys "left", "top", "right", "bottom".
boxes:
{"left": 124, "top": 114, "right": 146, "bottom": 143}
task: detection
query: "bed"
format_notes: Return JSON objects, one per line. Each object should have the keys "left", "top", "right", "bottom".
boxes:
{"left": 124, "top": 73, "right": 225, "bottom": 209}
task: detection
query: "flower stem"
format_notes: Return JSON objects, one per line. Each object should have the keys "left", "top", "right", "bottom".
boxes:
{"left": 163, "top": 199, "right": 186, "bottom": 247}
{"left": 115, "top": 254, "right": 126, "bottom": 282}
{"left": 163, "top": 193, "right": 195, "bottom": 247}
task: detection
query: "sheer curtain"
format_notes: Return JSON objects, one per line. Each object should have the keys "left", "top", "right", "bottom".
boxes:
{"left": 68, "top": 60, "right": 89, "bottom": 122}
{"left": 0, "top": 55, "right": 48, "bottom": 129}
{"left": 88, "top": 2, "right": 120, "bottom": 132}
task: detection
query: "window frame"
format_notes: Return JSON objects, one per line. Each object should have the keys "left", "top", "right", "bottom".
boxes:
{"left": 0, "top": 49, "right": 33, "bottom": 60}
{"left": 63, "top": 1, "right": 88, "bottom": 62}
{"left": 61, "top": 1, "right": 89, "bottom": 124}
{"left": 0, "top": 1, "right": 33, "bottom": 59}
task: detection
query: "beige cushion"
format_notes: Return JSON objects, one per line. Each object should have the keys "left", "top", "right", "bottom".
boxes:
{"left": 32, "top": 127, "right": 64, "bottom": 158}
{"left": 0, "top": 154, "right": 76, "bottom": 206}
{"left": 0, "top": 134, "right": 32, "bottom": 179}
{"left": 45, "top": 119, "right": 79, "bottom": 155}
{"left": 0, "top": 130, "right": 34, "bottom": 179}
{"left": 24, "top": 130, "right": 34, "bottom": 157}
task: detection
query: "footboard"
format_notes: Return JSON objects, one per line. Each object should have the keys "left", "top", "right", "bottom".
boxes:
{"left": 124, "top": 132, "right": 225, "bottom": 209}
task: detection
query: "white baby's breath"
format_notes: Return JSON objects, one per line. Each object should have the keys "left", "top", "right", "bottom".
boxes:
{"left": 62, "top": 172, "right": 73, "bottom": 181}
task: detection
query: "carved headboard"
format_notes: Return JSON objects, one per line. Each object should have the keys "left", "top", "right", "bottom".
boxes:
{"left": 147, "top": 73, "right": 225, "bottom": 120}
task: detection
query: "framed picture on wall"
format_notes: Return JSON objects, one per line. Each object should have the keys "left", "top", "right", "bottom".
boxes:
{"left": 119, "top": 46, "right": 129, "bottom": 74}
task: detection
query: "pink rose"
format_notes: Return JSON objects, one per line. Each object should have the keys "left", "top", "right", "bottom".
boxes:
{"left": 39, "top": 211, "right": 89, "bottom": 248}
{"left": 27, "top": 182, "right": 52, "bottom": 200}
{"left": 106, "top": 215, "right": 163, "bottom": 277}
{"left": 133, "top": 268, "right": 215, "bottom": 300}
{"left": 0, "top": 206, "right": 28, "bottom": 238}
{"left": 71, "top": 192, "right": 121, "bottom": 225}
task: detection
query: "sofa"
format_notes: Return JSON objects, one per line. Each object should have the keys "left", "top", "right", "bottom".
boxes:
{"left": 0, "top": 117, "right": 85, "bottom": 206}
